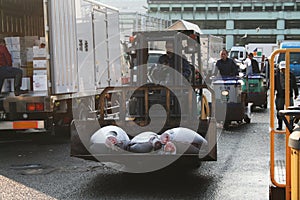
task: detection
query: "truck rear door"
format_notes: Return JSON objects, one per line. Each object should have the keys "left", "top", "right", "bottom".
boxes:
{"left": 49, "top": 0, "right": 79, "bottom": 94}
{"left": 93, "top": 7, "right": 121, "bottom": 88}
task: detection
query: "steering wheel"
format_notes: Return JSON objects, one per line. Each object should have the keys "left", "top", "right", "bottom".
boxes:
{"left": 148, "top": 64, "right": 172, "bottom": 84}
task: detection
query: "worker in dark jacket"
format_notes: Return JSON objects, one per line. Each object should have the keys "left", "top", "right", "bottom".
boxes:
{"left": 0, "top": 38, "right": 27, "bottom": 96}
{"left": 158, "top": 41, "right": 191, "bottom": 80}
{"left": 275, "top": 61, "right": 299, "bottom": 130}
{"left": 215, "top": 49, "right": 239, "bottom": 77}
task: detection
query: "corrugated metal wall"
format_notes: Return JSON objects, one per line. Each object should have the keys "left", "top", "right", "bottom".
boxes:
{"left": 0, "top": 0, "right": 44, "bottom": 37}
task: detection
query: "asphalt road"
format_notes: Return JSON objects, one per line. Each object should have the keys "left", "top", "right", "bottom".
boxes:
{"left": 0, "top": 107, "right": 274, "bottom": 200}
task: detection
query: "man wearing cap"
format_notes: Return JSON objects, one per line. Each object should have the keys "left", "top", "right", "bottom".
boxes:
{"left": 275, "top": 61, "right": 299, "bottom": 130}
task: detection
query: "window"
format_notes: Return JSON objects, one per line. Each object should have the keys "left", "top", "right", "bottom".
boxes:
{"left": 278, "top": 53, "right": 300, "bottom": 64}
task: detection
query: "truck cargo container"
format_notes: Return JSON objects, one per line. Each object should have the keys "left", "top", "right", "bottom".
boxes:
{"left": 0, "top": 0, "right": 122, "bottom": 134}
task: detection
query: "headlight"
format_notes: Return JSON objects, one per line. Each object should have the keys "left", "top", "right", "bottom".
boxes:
{"left": 221, "top": 90, "right": 229, "bottom": 96}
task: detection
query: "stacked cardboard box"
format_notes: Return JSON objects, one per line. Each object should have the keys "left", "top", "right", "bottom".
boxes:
{"left": 5, "top": 36, "right": 38, "bottom": 68}
{"left": 32, "top": 41, "right": 48, "bottom": 91}
{"left": 5, "top": 37, "right": 25, "bottom": 67}
{"left": 33, "top": 70, "right": 47, "bottom": 91}
{"left": 3, "top": 36, "right": 46, "bottom": 91}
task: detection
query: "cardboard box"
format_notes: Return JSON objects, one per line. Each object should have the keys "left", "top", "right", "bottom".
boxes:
{"left": 1, "top": 79, "right": 13, "bottom": 93}
{"left": 7, "top": 44, "right": 26, "bottom": 52}
{"left": 10, "top": 37, "right": 25, "bottom": 45}
{"left": 20, "top": 77, "right": 31, "bottom": 90}
{"left": 26, "top": 48, "right": 34, "bottom": 62}
{"left": 12, "top": 58, "right": 26, "bottom": 67}
{"left": 4, "top": 37, "right": 11, "bottom": 44}
{"left": 33, "top": 46, "right": 47, "bottom": 58}
{"left": 33, "top": 70, "right": 47, "bottom": 91}
{"left": 33, "top": 60, "right": 47, "bottom": 68}
{"left": 11, "top": 51, "right": 26, "bottom": 59}
{"left": 40, "top": 37, "right": 46, "bottom": 44}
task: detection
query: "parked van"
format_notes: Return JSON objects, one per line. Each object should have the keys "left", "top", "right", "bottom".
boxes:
{"left": 229, "top": 46, "right": 247, "bottom": 61}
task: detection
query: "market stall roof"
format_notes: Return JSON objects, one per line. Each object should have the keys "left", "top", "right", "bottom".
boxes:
{"left": 167, "top": 20, "right": 203, "bottom": 34}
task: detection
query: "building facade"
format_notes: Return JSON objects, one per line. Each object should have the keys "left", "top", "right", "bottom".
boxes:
{"left": 147, "top": 0, "right": 300, "bottom": 49}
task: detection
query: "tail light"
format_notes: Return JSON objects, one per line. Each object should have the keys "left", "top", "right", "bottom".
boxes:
{"left": 26, "top": 103, "right": 36, "bottom": 111}
{"left": 26, "top": 103, "right": 44, "bottom": 111}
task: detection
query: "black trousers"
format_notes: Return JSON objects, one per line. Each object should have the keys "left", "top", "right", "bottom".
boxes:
{"left": 275, "top": 96, "right": 294, "bottom": 128}
{"left": 0, "top": 66, "right": 23, "bottom": 93}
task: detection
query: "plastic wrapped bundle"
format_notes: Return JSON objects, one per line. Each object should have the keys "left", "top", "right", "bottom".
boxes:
{"left": 160, "top": 127, "right": 207, "bottom": 154}
{"left": 128, "top": 132, "right": 162, "bottom": 153}
{"left": 89, "top": 125, "right": 130, "bottom": 154}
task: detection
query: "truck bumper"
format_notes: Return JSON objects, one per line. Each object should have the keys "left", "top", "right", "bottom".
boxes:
{"left": 0, "top": 120, "right": 45, "bottom": 130}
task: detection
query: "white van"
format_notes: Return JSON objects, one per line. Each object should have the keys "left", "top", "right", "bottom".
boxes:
{"left": 229, "top": 46, "right": 247, "bottom": 61}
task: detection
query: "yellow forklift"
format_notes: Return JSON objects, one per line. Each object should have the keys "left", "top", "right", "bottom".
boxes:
{"left": 269, "top": 48, "right": 300, "bottom": 199}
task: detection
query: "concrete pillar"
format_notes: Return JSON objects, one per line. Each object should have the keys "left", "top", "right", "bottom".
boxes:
{"left": 277, "top": 19, "right": 285, "bottom": 43}
{"left": 226, "top": 35, "right": 234, "bottom": 50}
{"left": 277, "top": 19, "right": 285, "bottom": 30}
{"left": 226, "top": 20, "right": 234, "bottom": 30}
{"left": 226, "top": 20, "right": 234, "bottom": 50}
{"left": 277, "top": 35, "right": 285, "bottom": 44}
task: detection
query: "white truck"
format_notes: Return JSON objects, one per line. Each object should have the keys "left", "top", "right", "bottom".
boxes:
{"left": 0, "top": 0, "right": 122, "bottom": 134}
{"left": 230, "top": 43, "right": 278, "bottom": 71}
{"left": 245, "top": 43, "right": 278, "bottom": 62}
{"left": 245, "top": 43, "right": 278, "bottom": 58}
{"left": 230, "top": 44, "right": 278, "bottom": 60}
